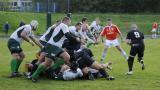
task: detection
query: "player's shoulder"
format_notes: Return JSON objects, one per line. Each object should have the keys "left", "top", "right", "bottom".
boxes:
{"left": 111, "top": 24, "right": 119, "bottom": 28}
{"left": 24, "top": 24, "right": 32, "bottom": 30}
{"left": 69, "top": 26, "right": 75, "bottom": 29}
{"left": 103, "top": 26, "right": 109, "bottom": 29}
{"left": 60, "top": 23, "right": 68, "bottom": 29}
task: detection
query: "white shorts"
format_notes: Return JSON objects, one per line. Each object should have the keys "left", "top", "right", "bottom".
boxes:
{"left": 152, "top": 28, "right": 156, "bottom": 33}
{"left": 104, "top": 39, "right": 120, "bottom": 47}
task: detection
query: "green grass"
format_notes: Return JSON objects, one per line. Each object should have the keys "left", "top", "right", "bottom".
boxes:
{"left": 0, "top": 38, "right": 160, "bottom": 90}
{"left": 0, "top": 11, "right": 160, "bottom": 35}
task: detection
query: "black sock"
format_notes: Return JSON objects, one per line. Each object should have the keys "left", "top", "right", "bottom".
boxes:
{"left": 128, "top": 56, "right": 134, "bottom": 71}
{"left": 99, "top": 69, "right": 109, "bottom": 78}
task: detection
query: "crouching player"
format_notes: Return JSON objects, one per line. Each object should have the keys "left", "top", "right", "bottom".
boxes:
{"left": 7, "top": 20, "right": 43, "bottom": 77}
{"left": 30, "top": 17, "right": 81, "bottom": 82}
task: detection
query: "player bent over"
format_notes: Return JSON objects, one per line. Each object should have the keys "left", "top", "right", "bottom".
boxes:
{"left": 31, "top": 17, "right": 81, "bottom": 82}
{"left": 126, "top": 24, "right": 145, "bottom": 75}
{"left": 7, "top": 20, "right": 43, "bottom": 77}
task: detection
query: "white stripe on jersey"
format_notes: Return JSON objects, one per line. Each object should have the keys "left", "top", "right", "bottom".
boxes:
{"left": 10, "top": 24, "right": 33, "bottom": 43}
{"left": 40, "top": 24, "right": 56, "bottom": 42}
{"left": 47, "top": 23, "right": 69, "bottom": 48}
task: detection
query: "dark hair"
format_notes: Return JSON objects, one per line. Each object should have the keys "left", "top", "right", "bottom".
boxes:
{"left": 107, "top": 18, "right": 112, "bottom": 21}
{"left": 82, "top": 17, "right": 88, "bottom": 22}
{"left": 75, "top": 22, "right": 82, "bottom": 26}
{"left": 62, "top": 16, "right": 70, "bottom": 22}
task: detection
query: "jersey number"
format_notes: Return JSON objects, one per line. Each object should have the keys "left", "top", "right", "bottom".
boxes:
{"left": 134, "top": 32, "right": 140, "bottom": 38}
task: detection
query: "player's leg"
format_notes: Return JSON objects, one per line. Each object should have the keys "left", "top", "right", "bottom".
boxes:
{"left": 90, "top": 61, "right": 109, "bottom": 78}
{"left": 31, "top": 57, "right": 53, "bottom": 82}
{"left": 10, "top": 53, "right": 22, "bottom": 77}
{"left": 59, "top": 51, "right": 70, "bottom": 65}
{"left": 138, "top": 45, "right": 145, "bottom": 70}
{"left": 82, "top": 67, "right": 94, "bottom": 80}
{"left": 115, "top": 45, "right": 128, "bottom": 61}
{"left": 7, "top": 39, "right": 23, "bottom": 77}
{"left": 112, "top": 39, "right": 128, "bottom": 60}
{"left": 15, "top": 52, "right": 25, "bottom": 72}
{"left": 36, "top": 52, "right": 45, "bottom": 65}
{"left": 154, "top": 32, "right": 157, "bottom": 39}
{"left": 101, "top": 40, "right": 110, "bottom": 63}
{"left": 126, "top": 46, "right": 137, "bottom": 75}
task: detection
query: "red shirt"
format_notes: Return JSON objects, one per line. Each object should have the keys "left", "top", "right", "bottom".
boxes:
{"left": 100, "top": 24, "right": 121, "bottom": 40}
{"left": 152, "top": 23, "right": 158, "bottom": 29}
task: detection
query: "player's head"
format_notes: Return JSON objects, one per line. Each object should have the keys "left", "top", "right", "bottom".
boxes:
{"left": 30, "top": 20, "right": 38, "bottom": 31}
{"left": 62, "top": 16, "right": 71, "bottom": 25}
{"left": 131, "top": 24, "right": 138, "bottom": 30}
{"left": 82, "top": 17, "right": 88, "bottom": 23}
{"left": 107, "top": 18, "right": 112, "bottom": 26}
{"left": 95, "top": 17, "right": 100, "bottom": 25}
{"left": 55, "top": 20, "right": 61, "bottom": 26}
{"left": 75, "top": 22, "right": 82, "bottom": 30}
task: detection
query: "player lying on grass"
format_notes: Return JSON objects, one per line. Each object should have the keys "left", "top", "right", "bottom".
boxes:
{"left": 24, "top": 54, "right": 112, "bottom": 81}
{"left": 62, "top": 38, "right": 114, "bottom": 80}
{"left": 7, "top": 20, "right": 43, "bottom": 77}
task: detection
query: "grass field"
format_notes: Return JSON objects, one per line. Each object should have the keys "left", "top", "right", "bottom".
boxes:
{"left": 1, "top": 11, "right": 160, "bottom": 35}
{"left": 0, "top": 37, "right": 160, "bottom": 90}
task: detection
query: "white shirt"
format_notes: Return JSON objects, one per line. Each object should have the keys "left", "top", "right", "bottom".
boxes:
{"left": 63, "top": 68, "right": 83, "bottom": 80}
{"left": 90, "top": 21, "right": 101, "bottom": 33}
{"left": 47, "top": 23, "right": 69, "bottom": 47}
{"left": 69, "top": 26, "right": 86, "bottom": 40}
{"left": 10, "top": 24, "right": 34, "bottom": 43}
{"left": 40, "top": 24, "right": 56, "bottom": 42}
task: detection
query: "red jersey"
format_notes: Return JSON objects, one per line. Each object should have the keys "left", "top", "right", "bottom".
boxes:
{"left": 100, "top": 24, "right": 121, "bottom": 40}
{"left": 152, "top": 22, "right": 158, "bottom": 29}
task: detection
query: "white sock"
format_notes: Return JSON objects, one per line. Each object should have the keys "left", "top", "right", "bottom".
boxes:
{"left": 101, "top": 48, "right": 108, "bottom": 61}
{"left": 121, "top": 50, "right": 128, "bottom": 60}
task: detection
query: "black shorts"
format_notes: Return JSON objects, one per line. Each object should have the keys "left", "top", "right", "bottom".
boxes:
{"left": 7, "top": 38, "right": 22, "bottom": 54}
{"left": 130, "top": 44, "right": 145, "bottom": 58}
{"left": 76, "top": 51, "right": 95, "bottom": 69}
{"left": 44, "top": 44, "right": 64, "bottom": 60}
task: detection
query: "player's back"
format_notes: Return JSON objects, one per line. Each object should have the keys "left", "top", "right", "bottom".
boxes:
{"left": 10, "top": 24, "right": 32, "bottom": 43}
{"left": 127, "top": 30, "right": 144, "bottom": 44}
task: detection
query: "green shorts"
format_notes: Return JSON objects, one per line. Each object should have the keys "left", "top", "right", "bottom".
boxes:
{"left": 44, "top": 44, "right": 64, "bottom": 60}
{"left": 7, "top": 38, "right": 22, "bottom": 54}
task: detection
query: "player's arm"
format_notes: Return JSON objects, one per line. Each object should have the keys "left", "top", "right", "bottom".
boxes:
{"left": 21, "top": 31, "right": 34, "bottom": 46}
{"left": 30, "top": 36, "right": 43, "bottom": 49}
{"left": 97, "top": 27, "right": 105, "bottom": 43}
{"left": 65, "top": 32, "right": 81, "bottom": 43}
{"left": 126, "top": 39, "right": 131, "bottom": 45}
{"left": 126, "top": 32, "right": 131, "bottom": 45}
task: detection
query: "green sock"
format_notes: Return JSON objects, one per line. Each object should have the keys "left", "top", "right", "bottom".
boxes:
{"left": 15, "top": 60, "right": 22, "bottom": 72}
{"left": 11, "top": 59, "right": 18, "bottom": 73}
{"left": 31, "top": 64, "right": 46, "bottom": 79}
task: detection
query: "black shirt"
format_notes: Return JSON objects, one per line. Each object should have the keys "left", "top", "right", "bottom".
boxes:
{"left": 126, "top": 30, "right": 144, "bottom": 45}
